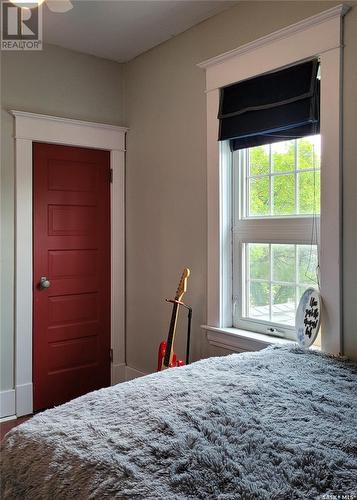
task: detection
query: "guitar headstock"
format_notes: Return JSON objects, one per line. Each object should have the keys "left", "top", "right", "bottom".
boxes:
{"left": 175, "top": 268, "right": 190, "bottom": 301}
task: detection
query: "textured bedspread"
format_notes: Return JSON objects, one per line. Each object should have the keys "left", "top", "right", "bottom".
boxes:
{"left": 1, "top": 345, "right": 356, "bottom": 499}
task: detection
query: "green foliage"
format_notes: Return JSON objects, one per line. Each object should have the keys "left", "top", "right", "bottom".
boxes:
{"left": 249, "top": 178, "right": 269, "bottom": 216}
{"left": 249, "top": 146, "right": 269, "bottom": 175}
{"left": 272, "top": 245, "right": 295, "bottom": 282}
{"left": 248, "top": 137, "right": 320, "bottom": 216}
{"left": 298, "top": 138, "right": 320, "bottom": 169}
{"left": 248, "top": 243, "right": 318, "bottom": 320}
{"left": 249, "top": 244, "right": 269, "bottom": 280}
{"left": 249, "top": 282, "right": 268, "bottom": 306}
{"left": 272, "top": 142, "right": 295, "bottom": 173}
{"left": 273, "top": 174, "right": 295, "bottom": 215}
{"left": 299, "top": 171, "right": 320, "bottom": 214}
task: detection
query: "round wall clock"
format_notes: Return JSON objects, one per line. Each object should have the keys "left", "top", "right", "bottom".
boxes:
{"left": 295, "top": 288, "right": 321, "bottom": 348}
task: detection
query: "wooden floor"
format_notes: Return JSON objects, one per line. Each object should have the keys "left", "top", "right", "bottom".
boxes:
{"left": 0, "top": 416, "right": 32, "bottom": 441}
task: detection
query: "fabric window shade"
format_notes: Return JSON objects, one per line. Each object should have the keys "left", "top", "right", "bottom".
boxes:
{"left": 218, "top": 59, "right": 320, "bottom": 151}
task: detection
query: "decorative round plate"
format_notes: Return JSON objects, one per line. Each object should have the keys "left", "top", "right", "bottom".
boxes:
{"left": 295, "top": 288, "right": 321, "bottom": 348}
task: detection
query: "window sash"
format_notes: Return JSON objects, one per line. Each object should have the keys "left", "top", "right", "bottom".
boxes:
{"left": 233, "top": 218, "right": 320, "bottom": 243}
{"left": 234, "top": 145, "right": 321, "bottom": 220}
{"left": 233, "top": 240, "right": 319, "bottom": 339}
{"left": 231, "top": 144, "right": 320, "bottom": 339}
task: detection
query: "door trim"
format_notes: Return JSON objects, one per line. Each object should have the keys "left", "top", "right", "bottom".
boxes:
{"left": 11, "top": 110, "right": 128, "bottom": 416}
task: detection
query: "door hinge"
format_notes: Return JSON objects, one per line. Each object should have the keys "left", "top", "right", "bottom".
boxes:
{"left": 110, "top": 348, "right": 113, "bottom": 363}
{"left": 110, "top": 168, "right": 113, "bottom": 183}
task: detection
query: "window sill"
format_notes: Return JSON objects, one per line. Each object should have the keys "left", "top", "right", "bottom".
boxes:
{"left": 201, "top": 324, "right": 296, "bottom": 353}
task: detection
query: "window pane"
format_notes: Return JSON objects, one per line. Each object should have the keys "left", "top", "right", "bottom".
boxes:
{"left": 298, "top": 245, "right": 318, "bottom": 285}
{"left": 240, "top": 243, "right": 318, "bottom": 329}
{"left": 314, "top": 147, "right": 321, "bottom": 169}
{"left": 243, "top": 136, "right": 320, "bottom": 220}
{"left": 249, "top": 281, "right": 270, "bottom": 321}
{"left": 297, "top": 137, "right": 313, "bottom": 169}
{"left": 298, "top": 171, "right": 320, "bottom": 214}
{"left": 249, "top": 177, "right": 270, "bottom": 216}
{"left": 297, "top": 136, "right": 320, "bottom": 170}
{"left": 272, "top": 244, "right": 295, "bottom": 282}
{"left": 272, "top": 284, "right": 295, "bottom": 325}
{"left": 249, "top": 145, "right": 270, "bottom": 176}
{"left": 272, "top": 140, "right": 295, "bottom": 173}
{"left": 273, "top": 174, "right": 295, "bottom": 215}
{"left": 249, "top": 243, "right": 269, "bottom": 280}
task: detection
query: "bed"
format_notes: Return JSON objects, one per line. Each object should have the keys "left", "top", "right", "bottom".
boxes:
{"left": 1, "top": 345, "right": 356, "bottom": 499}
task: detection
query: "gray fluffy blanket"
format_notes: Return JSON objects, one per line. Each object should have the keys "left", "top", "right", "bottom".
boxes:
{"left": 1, "top": 345, "right": 356, "bottom": 499}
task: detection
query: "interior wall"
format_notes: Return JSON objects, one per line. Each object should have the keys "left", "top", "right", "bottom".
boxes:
{"left": 125, "top": 0, "right": 357, "bottom": 373}
{"left": 1, "top": 1, "right": 356, "bottom": 394}
{"left": 0, "top": 44, "right": 125, "bottom": 391}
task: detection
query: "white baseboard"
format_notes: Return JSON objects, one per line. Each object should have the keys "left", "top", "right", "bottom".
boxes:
{"left": 111, "top": 363, "right": 126, "bottom": 385}
{"left": 0, "top": 389, "right": 16, "bottom": 418}
{"left": 125, "top": 366, "right": 148, "bottom": 381}
{"left": 0, "top": 415, "right": 16, "bottom": 423}
{"left": 16, "top": 383, "right": 33, "bottom": 417}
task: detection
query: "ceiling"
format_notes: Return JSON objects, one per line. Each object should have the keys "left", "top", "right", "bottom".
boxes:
{"left": 43, "top": 0, "right": 238, "bottom": 63}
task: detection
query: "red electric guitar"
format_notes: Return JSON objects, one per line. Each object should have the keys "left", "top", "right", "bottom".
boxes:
{"left": 157, "top": 268, "right": 190, "bottom": 371}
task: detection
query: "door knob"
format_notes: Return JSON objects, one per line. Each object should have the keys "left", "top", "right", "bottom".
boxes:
{"left": 39, "top": 276, "right": 51, "bottom": 289}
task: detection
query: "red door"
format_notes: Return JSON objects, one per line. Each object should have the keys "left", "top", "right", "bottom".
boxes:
{"left": 33, "top": 143, "right": 111, "bottom": 411}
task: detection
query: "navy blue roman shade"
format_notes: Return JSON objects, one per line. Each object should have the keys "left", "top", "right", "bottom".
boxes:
{"left": 218, "top": 59, "right": 320, "bottom": 151}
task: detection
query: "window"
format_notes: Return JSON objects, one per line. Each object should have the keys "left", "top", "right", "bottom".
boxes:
{"left": 232, "top": 136, "right": 320, "bottom": 338}
{"left": 201, "top": 5, "right": 345, "bottom": 354}
{"left": 219, "top": 58, "right": 321, "bottom": 340}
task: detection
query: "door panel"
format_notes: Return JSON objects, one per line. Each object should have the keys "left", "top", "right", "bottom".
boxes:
{"left": 33, "top": 143, "right": 111, "bottom": 411}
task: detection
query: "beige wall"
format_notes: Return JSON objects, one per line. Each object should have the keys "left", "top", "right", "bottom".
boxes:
{"left": 0, "top": 44, "right": 124, "bottom": 390}
{"left": 125, "top": 0, "right": 357, "bottom": 373}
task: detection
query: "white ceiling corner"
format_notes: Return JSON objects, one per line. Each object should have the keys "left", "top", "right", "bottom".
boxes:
{"left": 43, "top": 0, "right": 238, "bottom": 63}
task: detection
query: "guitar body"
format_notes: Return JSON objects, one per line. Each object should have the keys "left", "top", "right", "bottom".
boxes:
{"left": 157, "top": 341, "right": 184, "bottom": 371}
{"left": 157, "top": 268, "right": 190, "bottom": 372}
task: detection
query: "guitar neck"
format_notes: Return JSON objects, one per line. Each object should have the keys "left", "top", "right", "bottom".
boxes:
{"left": 163, "top": 301, "right": 180, "bottom": 367}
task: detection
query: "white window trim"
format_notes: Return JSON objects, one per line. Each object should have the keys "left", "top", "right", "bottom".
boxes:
{"left": 199, "top": 4, "right": 350, "bottom": 354}
{"left": 11, "top": 110, "right": 128, "bottom": 417}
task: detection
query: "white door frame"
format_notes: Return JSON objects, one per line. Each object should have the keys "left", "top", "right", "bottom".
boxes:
{"left": 11, "top": 110, "right": 128, "bottom": 417}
